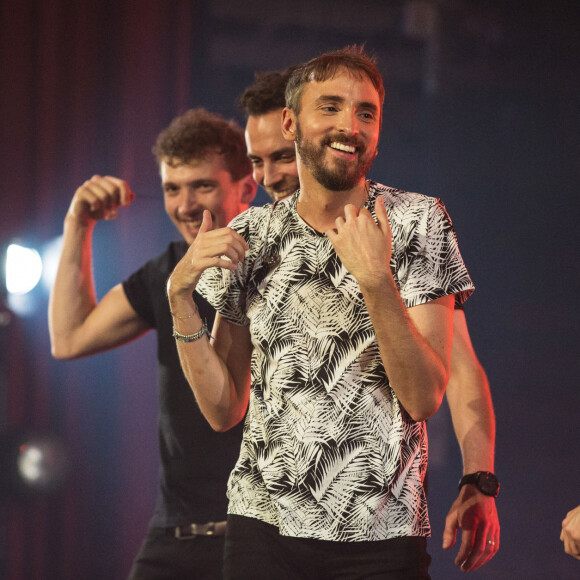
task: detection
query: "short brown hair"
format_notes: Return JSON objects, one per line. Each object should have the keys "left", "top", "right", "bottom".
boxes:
{"left": 238, "top": 67, "right": 297, "bottom": 117}
{"left": 285, "top": 45, "right": 384, "bottom": 128}
{"left": 152, "top": 108, "right": 251, "bottom": 181}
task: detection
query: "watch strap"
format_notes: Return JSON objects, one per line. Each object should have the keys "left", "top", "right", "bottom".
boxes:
{"left": 458, "top": 471, "right": 500, "bottom": 497}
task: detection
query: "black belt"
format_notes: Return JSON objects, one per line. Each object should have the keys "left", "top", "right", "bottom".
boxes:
{"left": 168, "top": 521, "right": 227, "bottom": 540}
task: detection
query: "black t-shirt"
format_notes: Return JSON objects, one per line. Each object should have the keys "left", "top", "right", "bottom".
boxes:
{"left": 123, "top": 241, "right": 243, "bottom": 527}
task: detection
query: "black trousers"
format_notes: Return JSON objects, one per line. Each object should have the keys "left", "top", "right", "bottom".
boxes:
{"left": 223, "top": 515, "right": 431, "bottom": 580}
{"left": 127, "top": 526, "right": 225, "bottom": 580}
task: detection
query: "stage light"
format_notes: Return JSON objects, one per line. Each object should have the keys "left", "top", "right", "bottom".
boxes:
{"left": 5, "top": 243, "right": 43, "bottom": 295}
{"left": 1, "top": 432, "right": 70, "bottom": 497}
{"left": 17, "top": 438, "right": 69, "bottom": 491}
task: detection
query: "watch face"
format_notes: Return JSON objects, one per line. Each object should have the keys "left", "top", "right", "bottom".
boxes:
{"left": 477, "top": 472, "right": 500, "bottom": 496}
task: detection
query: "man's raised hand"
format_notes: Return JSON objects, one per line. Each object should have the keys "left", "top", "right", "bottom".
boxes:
{"left": 68, "top": 175, "right": 135, "bottom": 224}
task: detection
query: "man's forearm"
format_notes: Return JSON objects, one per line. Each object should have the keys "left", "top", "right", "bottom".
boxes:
{"left": 361, "top": 273, "right": 453, "bottom": 422}
{"left": 168, "top": 289, "right": 250, "bottom": 432}
{"left": 165, "top": 214, "right": 252, "bottom": 431}
{"left": 446, "top": 364, "right": 495, "bottom": 473}
{"left": 48, "top": 216, "right": 98, "bottom": 357}
{"left": 446, "top": 310, "right": 496, "bottom": 473}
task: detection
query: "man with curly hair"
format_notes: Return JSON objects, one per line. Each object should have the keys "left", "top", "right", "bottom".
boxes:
{"left": 49, "top": 108, "right": 256, "bottom": 579}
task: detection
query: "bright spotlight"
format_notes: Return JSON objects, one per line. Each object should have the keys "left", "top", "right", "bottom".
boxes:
{"left": 6, "top": 243, "right": 43, "bottom": 295}
{"left": 1, "top": 432, "right": 70, "bottom": 496}
{"left": 16, "top": 438, "right": 69, "bottom": 490}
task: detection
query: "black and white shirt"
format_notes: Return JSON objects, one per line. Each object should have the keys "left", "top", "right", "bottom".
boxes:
{"left": 197, "top": 182, "right": 474, "bottom": 542}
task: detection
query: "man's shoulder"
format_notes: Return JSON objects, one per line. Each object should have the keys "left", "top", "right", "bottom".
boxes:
{"left": 229, "top": 203, "right": 270, "bottom": 228}
{"left": 125, "top": 241, "right": 188, "bottom": 285}
{"left": 229, "top": 198, "right": 294, "bottom": 237}
{"left": 141, "top": 240, "right": 188, "bottom": 272}
{"left": 371, "top": 181, "right": 438, "bottom": 209}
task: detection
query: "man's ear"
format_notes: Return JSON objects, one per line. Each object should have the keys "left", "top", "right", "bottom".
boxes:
{"left": 240, "top": 174, "right": 258, "bottom": 204}
{"left": 281, "top": 107, "right": 297, "bottom": 141}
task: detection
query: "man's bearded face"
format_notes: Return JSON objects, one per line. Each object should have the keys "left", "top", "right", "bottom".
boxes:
{"left": 295, "top": 118, "right": 377, "bottom": 191}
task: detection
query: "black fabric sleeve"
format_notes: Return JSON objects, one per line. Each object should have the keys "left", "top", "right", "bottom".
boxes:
{"left": 122, "top": 261, "right": 158, "bottom": 329}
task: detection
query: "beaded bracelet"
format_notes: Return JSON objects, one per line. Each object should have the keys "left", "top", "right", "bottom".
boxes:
{"left": 173, "top": 321, "right": 210, "bottom": 343}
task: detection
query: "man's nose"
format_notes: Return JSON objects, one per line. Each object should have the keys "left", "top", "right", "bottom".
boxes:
{"left": 253, "top": 167, "right": 265, "bottom": 187}
{"left": 177, "top": 189, "right": 199, "bottom": 212}
{"left": 336, "top": 109, "right": 359, "bottom": 135}
{"left": 263, "top": 163, "right": 281, "bottom": 188}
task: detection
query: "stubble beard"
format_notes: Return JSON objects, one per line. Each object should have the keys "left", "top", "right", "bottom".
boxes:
{"left": 295, "top": 120, "right": 375, "bottom": 191}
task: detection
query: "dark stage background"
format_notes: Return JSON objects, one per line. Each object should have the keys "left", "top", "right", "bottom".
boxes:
{"left": 1, "top": 1, "right": 579, "bottom": 578}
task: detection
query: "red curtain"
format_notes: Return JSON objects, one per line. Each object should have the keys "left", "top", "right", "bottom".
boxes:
{"left": 1, "top": 1, "right": 197, "bottom": 578}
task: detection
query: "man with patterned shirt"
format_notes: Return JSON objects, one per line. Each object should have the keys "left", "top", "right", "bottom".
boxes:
{"left": 49, "top": 108, "right": 256, "bottom": 579}
{"left": 239, "top": 68, "right": 499, "bottom": 573}
{"left": 167, "top": 47, "right": 473, "bottom": 579}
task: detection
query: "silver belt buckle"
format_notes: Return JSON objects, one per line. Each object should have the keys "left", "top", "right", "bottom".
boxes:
{"left": 205, "top": 522, "right": 215, "bottom": 535}
{"left": 174, "top": 521, "right": 216, "bottom": 539}
{"left": 175, "top": 524, "right": 195, "bottom": 539}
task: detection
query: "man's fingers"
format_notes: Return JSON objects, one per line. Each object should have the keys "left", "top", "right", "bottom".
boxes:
{"left": 219, "top": 244, "right": 248, "bottom": 268}
{"left": 459, "top": 529, "right": 498, "bottom": 572}
{"left": 103, "top": 175, "right": 135, "bottom": 206}
{"left": 73, "top": 175, "right": 135, "bottom": 220}
{"left": 454, "top": 529, "right": 476, "bottom": 568}
{"left": 195, "top": 224, "right": 249, "bottom": 267}
{"left": 343, "top": 204, "right": 359, "bottom": 220}
{"left": 374, "top": 195, "right": 390, "bottom": 235}
{"left": 442, "top": 513, "right": 458, "bottom": 550}
{"left": 199, "top": 210, "right": 213, "bottom": 234}
{"left": 205, "top": 226, "right": 249, "bottom": 257}
{"left": 91, "top": 175, "right": 134, "bottom": 212}
{"left": 81, "top": 178, "right": 114, "bottom": 216}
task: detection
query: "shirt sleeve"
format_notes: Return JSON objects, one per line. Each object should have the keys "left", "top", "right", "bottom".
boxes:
{"left": 391, "top": 194, "right": 474, "bottom": 308}
{"left": 122, "top": 257, "right": 158, "bottom": 328}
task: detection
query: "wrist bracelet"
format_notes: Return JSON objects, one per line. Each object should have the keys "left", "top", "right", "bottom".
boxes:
{"left": 173, "top": 321, "right": 211, "bottom": 343}
{"left": 171, "top": 311, "right": 197, "bottom": 320}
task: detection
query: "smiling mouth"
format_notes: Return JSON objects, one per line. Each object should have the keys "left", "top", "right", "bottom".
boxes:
{"left": 182, "top": 217, "right": 203, "bottom": 230}
{"left": 329, "top": 141, "right": 357, "bottom": 154}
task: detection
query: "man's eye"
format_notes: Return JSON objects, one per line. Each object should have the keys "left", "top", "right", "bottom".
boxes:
{"left": 250, "top": 158, "right": 263, "bottom": 166}
{"left": 322, "top": 105, "right": 338, "bottom": 112}
{"left": 164, "top": 186, "right": 178, "bottom": 195}
{"left": 197, "top": 183, "right": 216, "bottom": 192}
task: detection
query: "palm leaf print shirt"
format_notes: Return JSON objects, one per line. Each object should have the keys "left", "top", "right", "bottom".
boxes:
{"left": 197, "top": 182, "right": 474, "bottom": 542}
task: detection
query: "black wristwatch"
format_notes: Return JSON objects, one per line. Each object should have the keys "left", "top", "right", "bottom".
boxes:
{"left": 458, "top": 471, "right": 500, "bottom": 497}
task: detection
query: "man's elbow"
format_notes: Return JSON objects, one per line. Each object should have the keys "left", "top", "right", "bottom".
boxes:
{"left": 51, "top": 348, "right": 76, "bottom": 360}
{"left": 207, "top": 415, "right": 242, "bottom": 433}
{"left": 50, "top": 337, "right": 82, "bottom": 360}
{"left": 406, "top": 378, "right": 447, "bottom": 422}
{"left": 205, "top": 401, "right": 247, "bottom": 433}
{"left": 408, "top": 396, "right": 443, "bottom": 422}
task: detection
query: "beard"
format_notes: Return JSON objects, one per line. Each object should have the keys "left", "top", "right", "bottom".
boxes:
{"left": 295, "top": 120, "right": 376, "bottom": 191}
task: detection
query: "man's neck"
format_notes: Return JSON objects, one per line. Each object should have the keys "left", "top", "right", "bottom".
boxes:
{"left": 296, "top": 170, "right": 368, "bottom": 233}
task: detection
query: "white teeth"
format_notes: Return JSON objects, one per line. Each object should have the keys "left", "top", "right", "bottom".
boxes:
{"left": 330, "top": 142, "right": 356, "bottom": 153}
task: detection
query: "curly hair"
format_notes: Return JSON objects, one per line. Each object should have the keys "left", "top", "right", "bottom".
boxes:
{"left": 152, "top": 108, "right": 251, "bottom": 181}
{"left": 238, "top": 67, "right": 297, "bottom": 117}
{"left": 285, "top": 45, "right": 384, "bottom": 128}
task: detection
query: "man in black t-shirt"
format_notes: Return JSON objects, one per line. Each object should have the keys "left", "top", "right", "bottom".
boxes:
{"left": 49, "top": 108, "right": 256, "bottom": 580}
